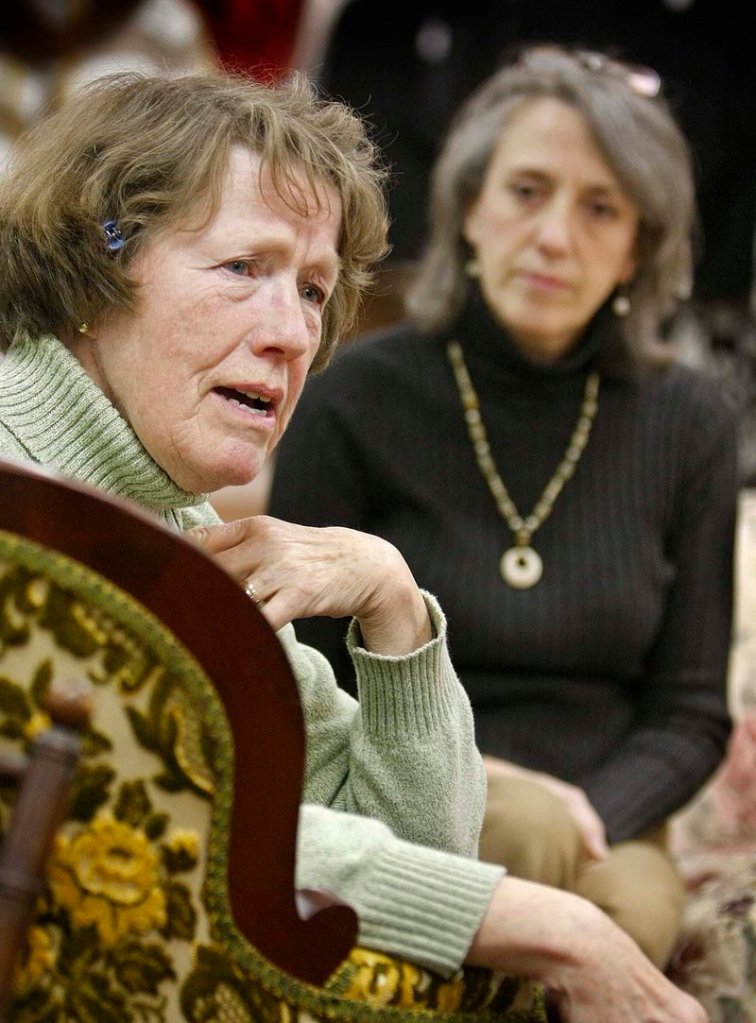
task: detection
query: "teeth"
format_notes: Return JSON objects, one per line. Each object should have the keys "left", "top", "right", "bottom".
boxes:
{"left": 228, "top": 396, "right": 266, "bottom": 415}
{"left": 216, "top": 385, "right": 273, "bottom": 413}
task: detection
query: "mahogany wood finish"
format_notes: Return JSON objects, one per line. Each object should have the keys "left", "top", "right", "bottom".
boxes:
{"left": 0, "top": 457, "right": 357, "bottom": 987}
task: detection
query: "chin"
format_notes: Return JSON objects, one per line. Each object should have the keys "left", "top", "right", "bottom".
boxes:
{"left": 207, "top": 436, "right": 271, "bottom": 487}
{"left": 168, "top": 458, "right": 262, "bottom": 495}
{"left": 206, "top": 464, "right": 262, "bottom": 493}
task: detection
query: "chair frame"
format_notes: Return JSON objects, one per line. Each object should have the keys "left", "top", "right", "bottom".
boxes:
{"left": 0, "top": 457, "right": 357, "bottom": 987}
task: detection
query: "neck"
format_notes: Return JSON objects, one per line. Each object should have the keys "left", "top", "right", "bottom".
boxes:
{"left": 455, "top": 284, "right": 635, "bottom": 381}
{"left": 505, "top": 331, "right": 578, "bottom": 366}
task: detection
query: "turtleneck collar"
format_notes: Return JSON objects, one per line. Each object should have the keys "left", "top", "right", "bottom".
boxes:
{"left": 0, "top": 334, "right": 208, "bottom": 514}
{"left": 450, "top": 284, "right": 625, "bottom": 383}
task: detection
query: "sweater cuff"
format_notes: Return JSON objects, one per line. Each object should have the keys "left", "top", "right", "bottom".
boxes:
{"left": 348, "top": 839, "right": 504, "bottom": 977}
{"left": 346, "top": 592, "right": 461, "bottom": 739}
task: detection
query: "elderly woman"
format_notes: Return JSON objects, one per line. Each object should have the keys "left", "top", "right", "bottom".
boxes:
{"left": 270, "top": 45, "right": 738, "bottom": 975}
{"left": 0, "top": 69, "right": 706, "bottom": 1022}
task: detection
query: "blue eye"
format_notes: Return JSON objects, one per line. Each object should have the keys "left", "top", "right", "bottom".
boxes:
{"left": 302, "top": 283, "right": 326, "bottom": 305}
{"left": 227, "top": 259, "right": 250, "bottom": 275}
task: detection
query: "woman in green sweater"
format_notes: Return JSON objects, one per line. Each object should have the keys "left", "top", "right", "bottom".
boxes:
{"left": 0, "top": 68, "right": 705, "bottom": 1023}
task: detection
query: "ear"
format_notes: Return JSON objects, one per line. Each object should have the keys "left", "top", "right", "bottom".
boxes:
{"left": 617, "top": 241, "right": 639, "bottom": 286}
{"left": 462, "top": 197, "right": 483, "bottom": 250}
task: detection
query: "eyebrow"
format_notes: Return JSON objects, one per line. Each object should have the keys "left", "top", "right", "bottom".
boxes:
{"left": 316, "top": 252, "right": 342, "bottom": 286}
{"left": 508, "top": 166, "right": 626, "bottom": 195}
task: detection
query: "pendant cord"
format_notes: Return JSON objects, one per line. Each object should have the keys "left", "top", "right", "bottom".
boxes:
{"left": 446, "top": 340, "right": 600, "bottom": 552}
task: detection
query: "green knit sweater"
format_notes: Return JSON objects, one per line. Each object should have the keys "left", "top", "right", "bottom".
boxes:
{"left": 0, "top": 334, "right": 503, "bottom": 976}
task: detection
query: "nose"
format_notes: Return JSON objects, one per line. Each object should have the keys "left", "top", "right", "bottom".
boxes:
{"left": 251, "top": 278, "right": 313, "bottom": 360}
{"left": 534, "top": 197, "right": 573, "bottom": 257}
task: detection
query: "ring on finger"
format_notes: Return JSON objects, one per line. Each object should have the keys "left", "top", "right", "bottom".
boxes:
{"left": 243, "top": 578, "right": 266, "bottom": 609}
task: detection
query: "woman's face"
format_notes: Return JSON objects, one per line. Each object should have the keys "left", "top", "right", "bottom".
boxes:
{"left": 69, "top": 148, "right": 342, "bottom": 493}
{"left": 463, "top": 97, "right": 640, "bottom": 362}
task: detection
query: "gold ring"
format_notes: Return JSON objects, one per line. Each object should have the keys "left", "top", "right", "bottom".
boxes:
{"left": 243, "top": 579, "right": 266, "bottom": 608}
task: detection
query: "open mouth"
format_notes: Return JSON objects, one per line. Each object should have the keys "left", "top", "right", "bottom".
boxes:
{"left": 214, "top": 386, "right": 273, "bottom": 417}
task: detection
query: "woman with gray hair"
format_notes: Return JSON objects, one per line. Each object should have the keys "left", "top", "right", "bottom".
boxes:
{"left": 270, "top": 44, "right": 737, "bottom": 975}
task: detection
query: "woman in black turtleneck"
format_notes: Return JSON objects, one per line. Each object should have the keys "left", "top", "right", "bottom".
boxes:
{"left": 269, "top": 45, "right": 737, "bottom": 973}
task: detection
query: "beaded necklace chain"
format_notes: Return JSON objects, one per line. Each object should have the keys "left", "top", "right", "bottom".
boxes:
{"left": 446, "top": 340, "right": 600, "bottom": 588}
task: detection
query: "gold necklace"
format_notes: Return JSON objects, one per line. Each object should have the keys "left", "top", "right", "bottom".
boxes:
{"left": 446, "top": 340, "right": 600, "bottom": 589}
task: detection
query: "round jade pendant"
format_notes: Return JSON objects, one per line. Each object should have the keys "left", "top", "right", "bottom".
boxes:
{"left": 500, "top": 545, "right": 543, "bottom": 589}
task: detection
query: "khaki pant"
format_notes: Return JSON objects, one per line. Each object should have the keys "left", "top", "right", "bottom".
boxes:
{"left": 480, "top": 775, "right": 685, "bottom": 968}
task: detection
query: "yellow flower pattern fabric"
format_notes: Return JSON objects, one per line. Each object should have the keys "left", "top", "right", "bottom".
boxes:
{"left": 49, "top": 814, "right": 168, "bottom": 946}
{"left": 12, "top": 927, "right": 55, "bottom": 993}
{"left": 0, "top": 531, "right": 546, "bottom": 1023}
{"left": 327, "top": 949, "right": 544, "bottom": 1017}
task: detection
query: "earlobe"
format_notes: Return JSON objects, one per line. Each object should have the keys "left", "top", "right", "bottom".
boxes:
{"left": 75, "top": 321, "right": 100, "bottom": 341}
{"left": 462, "top": 209, "right": 483, "bottom": 279}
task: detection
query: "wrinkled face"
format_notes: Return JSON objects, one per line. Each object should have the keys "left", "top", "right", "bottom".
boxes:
{"left": 463, "top": 97, "right": 640, "bottom": 362}
{"left": 70, "top": 148, "right": 342, "bottom": 492}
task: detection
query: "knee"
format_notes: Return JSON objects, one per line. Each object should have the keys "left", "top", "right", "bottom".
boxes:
{"left": 577, "top": 844, "right": 686, "bottom": 968}
{"left": 592, "top": 880, "right": 683, "bottom": 969}
{"left": 479, "top": 775, "right": 585, "bottom": 890}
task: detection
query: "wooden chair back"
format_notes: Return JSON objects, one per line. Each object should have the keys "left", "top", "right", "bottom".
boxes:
{"left": 0, "top": 457, "right": 356, "bottom": 1020}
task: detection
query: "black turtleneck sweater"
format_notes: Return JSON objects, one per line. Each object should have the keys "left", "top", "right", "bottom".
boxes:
{"left": 269, "top": 296, "right": 737, "bottom": 844}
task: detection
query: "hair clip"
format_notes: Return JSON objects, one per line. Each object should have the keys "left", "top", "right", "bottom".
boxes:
{"left": 102, "top": 219, "right": 126, "bottom": 253}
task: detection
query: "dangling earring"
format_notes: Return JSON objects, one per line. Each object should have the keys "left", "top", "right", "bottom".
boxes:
{"left": 465, "top": 257, "right": 481, "bottom": 279}
{"left": 612, "top": 289, "right": 631, "bottom": 317}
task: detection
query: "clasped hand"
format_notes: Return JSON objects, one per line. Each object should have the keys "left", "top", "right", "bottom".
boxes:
{"left": 484, "top": 756, "right": 609, "bottom": 860}
{"left": 188, "top": 515, "right": 432, "bottom": 656}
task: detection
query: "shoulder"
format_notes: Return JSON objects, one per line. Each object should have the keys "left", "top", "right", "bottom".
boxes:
{"left": 297, "top": 323, "right": 448, "bottom": 420}
{"left": 634, "top": 361, "right": 738, "bottom": 480}
{"left": 664, "top": 361, "right": 735, "bottom": 437}
{"left": 602, "top": 358, "right": 738, "bottom": 493}
{"left": 318, "top": 323, "right": 444, "bottom": 386}
{"left": 615, "top": 358, "right": 735, "bottom": 432}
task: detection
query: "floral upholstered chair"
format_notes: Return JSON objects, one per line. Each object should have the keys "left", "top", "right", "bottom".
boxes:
{"left": 0, "top": 458, "right": 545, "bottom": 1023}
{"left": 668, "top": 489, "right": 756, "bottom": 1023}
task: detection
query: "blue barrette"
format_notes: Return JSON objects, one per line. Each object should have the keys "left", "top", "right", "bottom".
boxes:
{"left": 102, "top": 218, "right": 126, "bottom": 253}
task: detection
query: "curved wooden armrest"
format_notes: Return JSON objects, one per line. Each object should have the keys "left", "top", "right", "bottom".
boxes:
{"left": 293, "top": 890, "right": 359, "bottom": 983}
{"left": 296, "top": 887, "right": 354, "bottom": 921}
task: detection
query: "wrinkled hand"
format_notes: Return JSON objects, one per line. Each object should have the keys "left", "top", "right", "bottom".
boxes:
{"left": 468, "top": 877, "right": 708, "bottom": 1023}
{"left": 549, "top": 898, "right": 708, "bottom": 1023}
{"left": 484, "top": 756, "right": 608, "bottom": 859}
{"left": 188, "top": 515, "right": 432, "bottom": 655}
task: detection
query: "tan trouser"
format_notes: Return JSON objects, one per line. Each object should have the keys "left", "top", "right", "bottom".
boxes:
{"left": 480, "top": 775, "right": 685, "bottom": 968}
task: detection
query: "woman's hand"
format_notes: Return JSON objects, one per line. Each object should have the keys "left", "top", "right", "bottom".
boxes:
{"left": 484, "top": 756, "right": 609, "bottom": 860}
{"left": 187, "top": 516, "right": 432, "bottom": 655}
{"left": 468, "top": 877, "right": 708, "bottom": 1023}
